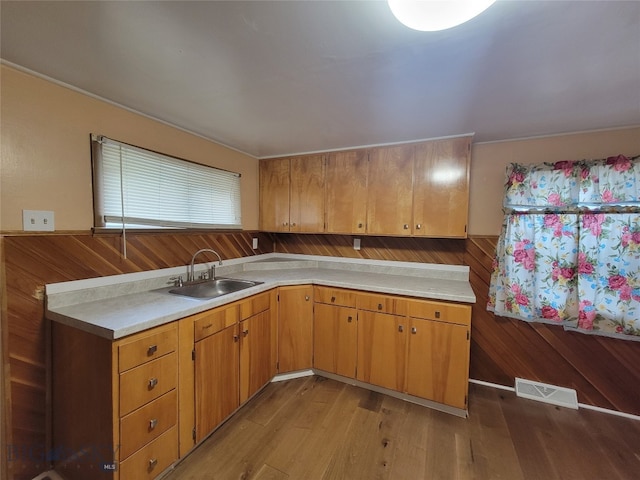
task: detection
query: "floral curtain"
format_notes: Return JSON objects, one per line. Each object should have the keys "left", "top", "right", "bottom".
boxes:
{"left": 488, "top": 155, "right": 640, "bottom": 340}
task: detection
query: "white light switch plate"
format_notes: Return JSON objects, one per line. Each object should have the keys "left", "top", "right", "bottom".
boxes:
{"left": 252, "top": 237, "right": 259, "bottom": 249}
{"left": 23, "top": 210, "right": 55, "bottom": 231}
{"left": 353, "top": 238, "right": 361, "bottom": 250}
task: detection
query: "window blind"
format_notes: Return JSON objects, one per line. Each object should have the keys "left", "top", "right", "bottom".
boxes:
{"left": 92, "top": 135, "right": 242, "bottom": 229}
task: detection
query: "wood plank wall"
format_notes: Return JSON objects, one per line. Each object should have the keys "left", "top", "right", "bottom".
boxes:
{"left": 1, "top": 231, "right": 274, "bottom": 480}
{"left": 276, "top": 233, "right": 640, "bottom": 417}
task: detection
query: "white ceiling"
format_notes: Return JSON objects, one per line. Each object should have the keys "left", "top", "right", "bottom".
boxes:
{"left": 1, "top": 1, "right": 639, "bottom": 158}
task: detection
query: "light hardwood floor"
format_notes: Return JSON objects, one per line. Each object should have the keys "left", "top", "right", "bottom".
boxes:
{"left": 165, "top": 376, "right": 640, "bottom": 479}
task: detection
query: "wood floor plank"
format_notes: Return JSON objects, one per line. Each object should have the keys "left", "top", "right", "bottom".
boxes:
{"left": 165, "top": 377, "right": 640, "bottom": 480}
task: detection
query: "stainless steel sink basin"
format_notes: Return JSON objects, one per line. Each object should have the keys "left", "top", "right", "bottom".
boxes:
{"left": 167, "top": 278, "right": 263, "bottom": 299}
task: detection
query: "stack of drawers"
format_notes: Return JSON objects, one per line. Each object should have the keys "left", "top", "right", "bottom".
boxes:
{"left": 117, "top": 323, "right": 179, "bottom": 479}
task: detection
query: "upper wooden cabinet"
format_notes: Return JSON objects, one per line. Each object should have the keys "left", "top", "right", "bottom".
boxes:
{"left": 259, "top": 157, "right": 290, "bottom": 232}
{"left": 413, "top": 136, "right": 471, "bottom": 238}
{"left": 259, "top": 155, "right": 325, "bottom": 232}
{"left": 366, "top": 145, "right": 415, "bottom": 236}
{"left": 259, "top": 136, "right": 472, "bottom": 238}
{"left": 325, "top": 150, "right": 368, "bottom": 234}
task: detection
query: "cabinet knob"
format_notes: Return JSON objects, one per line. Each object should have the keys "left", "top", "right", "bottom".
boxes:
{"left": 416, "top": 224, "right": 422, "bottom": 230}
{"left": 147, "top": 345, "right": 157, "bottom": 356}
{"left": 243, "top": 329, "right": 249, "bottom": 337}
{"left": 291, "top": 222, "right": 297, "bottom": 227}
{"left": 331, "top": 296, "right": 336, "bottom": 302}
{"left": 435, "top": 311, "right": 441, "bottom": 319}
{"left": 377, "top": 303, "right": 383, "bottom": 310}
{"left": 411, "top": 327, "right": 417, "bottom": 334}
{"left": 358, "top": 223, "right": 363, "bottom": 229}
{"left": 148, "top": 377, "right": 158, "bottom": 389}
{"left": 149, "top": 418, "right": 158, "bottom": 430}
{"left": 283, "top": 222, "right": 288, "bottom": 226}
{"left": 305, "top": 295, "right": 310, "bottom": 301}
{"left": 403, "top": 224, "right": 409, "bottom": 229}
{"left": 347, "top": 316, "right": 353, "bottom": 323}
{"left": 233, "top": 335, "right": 239, "bottom": 342}
{"left": 398, "top": 325, "right": 404, "bottom": 333}
{"left": 149, "top": 458, "right": 158, "bottom": 469}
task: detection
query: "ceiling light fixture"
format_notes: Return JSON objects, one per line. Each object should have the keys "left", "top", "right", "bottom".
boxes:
{"left": 388, "top": 0, "right": 497, "bottom": 32}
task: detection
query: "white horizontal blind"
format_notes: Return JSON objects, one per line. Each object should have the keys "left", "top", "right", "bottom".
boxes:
{"left": 94, "top": 136, "right": 242, "bottom": 229}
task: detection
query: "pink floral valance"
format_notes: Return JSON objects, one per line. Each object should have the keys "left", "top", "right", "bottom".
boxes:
{"left": 489, "top": 155, "right": 640, "bottom": 341}
{"left": 504, "top": 154, "right": 640, "bottom": 211}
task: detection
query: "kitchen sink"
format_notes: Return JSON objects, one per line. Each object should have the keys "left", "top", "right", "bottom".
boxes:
{"left": 166, "top": 278, "right": 263, "bottom": 299}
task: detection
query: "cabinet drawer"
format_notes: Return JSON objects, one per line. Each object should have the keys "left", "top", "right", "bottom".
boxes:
{"left": 356, "top": 292, "right": 403, "bottom": 314}
{"left": 118, "top": 324, "right": 177, "bottom": 373}
{"left": 120, "top": 353, "right": 177, "bottom": 416}
{"left": 239, "top": 291, "right": 270, "bottom": 320}
{"left": 193, "top": 304, "right": 239, "bottom": 342}
{"left": 405, "top": 299, "right": 471, "bottom": 326}
{"left": 120, "top": 389, "right": 177, "bottom": 460}
{"left": 314, "top": 286, "right": 357, "bottom": 307}
{"left": 118, "top": 426, "right": 178, "bottom": 480}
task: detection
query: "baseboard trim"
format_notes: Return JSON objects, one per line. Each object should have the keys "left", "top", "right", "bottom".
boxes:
{"left": 469, "top": 378, "right": 640, "bottom": 421}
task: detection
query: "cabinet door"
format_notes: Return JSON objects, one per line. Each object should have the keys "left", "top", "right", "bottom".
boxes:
{"left": 356, "top": 310, "right": 407, "bottom": 391}
{"left": 313, "top": 303, "right": 357, "bottom": 378}
{"left": 405, "top": 318, "right": 470, "bottom": 409}
{"left": 239, "top": 310, "right": 272, "bottom": 403}
{"left": 194, "top": 324, "right": 239, "bottom": 442}
{"left": 413, "top": 137, "right": 471, "bottom": 238}
{"left": 289, "top": 154, "right": 326, "bottom": 232}
{"left": 278, "top": 285, "right": 314, "bottom": 372}
{"left": 366, "top": 145, "right": 414, "bottom": 235}
{"left": 325, "top": 150, "right": 368, "bottom": 234}
{"left": 259, "top": 158, "right": 290, "bottom": 232}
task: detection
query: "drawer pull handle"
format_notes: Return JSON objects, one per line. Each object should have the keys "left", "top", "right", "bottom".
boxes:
{"left": 411, "top": 327, "right": 417, "bottom": 334}
{"left": 347, "top": 316, "right": 353, "bottom": 323}
{"left": 147, "top": 345, "right": 157, "bottom": 356}
{"left": 435, "top": 311, "right": 441, "bottom": 319}
{"left": 202, "top": 323, "right": 213, "bottom": 329}
{"left": 148, "top": 377, "right": 158, "bottom": 389}
{"left": 149, "top": 458, "right": 158, "bottom": 469}
{"left": 149, "top": 418, "right": 158, "bottom": 430}
{"left": 331, "top": 296, "right": 336, "bottom": 303}
{"left": 398, "top": 325, "right": 404, "bottom": 333}
{"left": 378, "top": 303, "right": 383, "bottom": 310}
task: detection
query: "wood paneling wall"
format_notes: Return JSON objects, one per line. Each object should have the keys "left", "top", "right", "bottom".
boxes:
{"left": 465, "top": 236, "right": 640, "bottom": 416}
{"left": 276, "top": 233, "right": 640, "bottom": 416}
{"left": 274, "top": 233, "right": 466, "bottom": 265}
{"left": 1, "top": 231, "right": 274, "bottom": 480}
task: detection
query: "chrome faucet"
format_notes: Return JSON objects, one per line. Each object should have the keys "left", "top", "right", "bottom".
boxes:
{"left": 188, "top": 248, "right": 223, "bottom": 282}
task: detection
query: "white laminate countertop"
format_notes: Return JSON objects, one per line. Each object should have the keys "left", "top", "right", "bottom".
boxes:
{"left": 45, "top": 254, "right": 476, "bottom": 340}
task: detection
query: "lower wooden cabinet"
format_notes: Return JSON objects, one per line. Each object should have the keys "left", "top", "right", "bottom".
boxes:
{"left": 313, "top": 303, "right": 357, "bottom": 377}
{"left": 193, "top": 291, "right": 274, "bottom": 443}
{"left": 312, "top": 285, "right": 472, "bottom": 411}
{"left": 405, "top": 318, "right": 470, "bottom": 409}
{"left": 356, "top": 310, "right": 407, "bottom": 392}
{"left": 277, "top": 285, "right": 313, "bottom": 372}
{"left": 52, "top": 322, "right": 179, "bottom": 480}
{"left": 195, "top": 324, "right": 239, "bottom": 442}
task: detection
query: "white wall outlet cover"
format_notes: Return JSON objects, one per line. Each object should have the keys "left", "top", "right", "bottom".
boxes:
{"left": 353, "top": 238, "right": 361, "bottom": 250}
{"left": 252, "top": 237, "right": 258, "bottom": 249}
{"left": 23, "top": 210, "right": 55, "bottom": 232}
